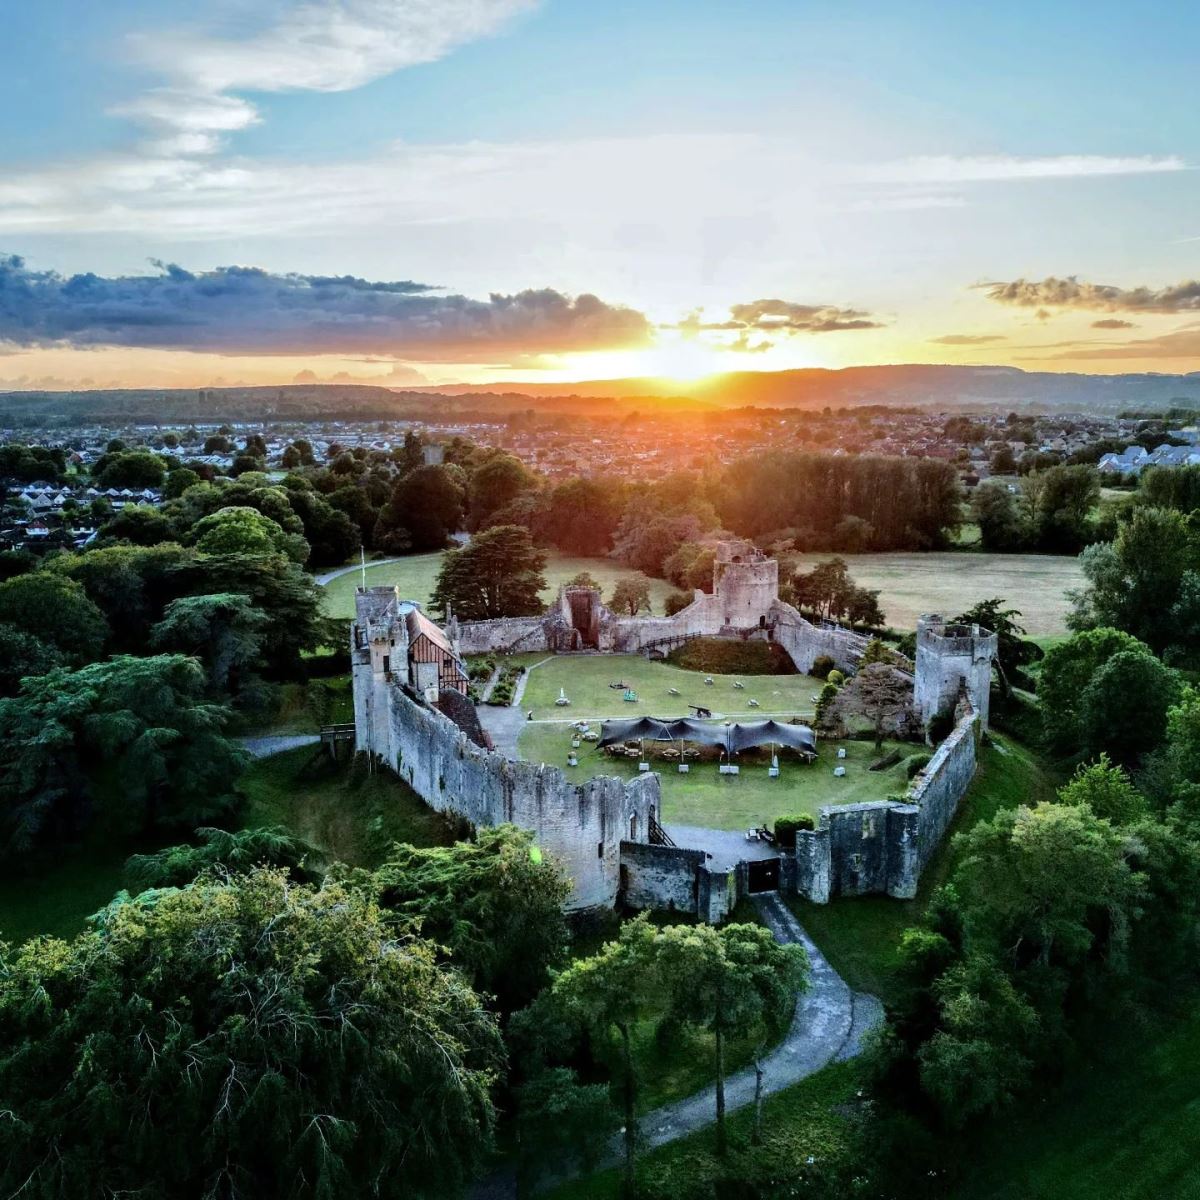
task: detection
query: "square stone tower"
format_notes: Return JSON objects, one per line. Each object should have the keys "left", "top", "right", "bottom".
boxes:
{"left": 712, "top": 540, "right": 779, "bottom": 628}
{"left": 914, "top": 614, "right": 998, "bottom": 730}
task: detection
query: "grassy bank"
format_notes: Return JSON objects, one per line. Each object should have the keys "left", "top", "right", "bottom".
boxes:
{"left": 792, "top": 733, "right": 1061, "bottom": 1007}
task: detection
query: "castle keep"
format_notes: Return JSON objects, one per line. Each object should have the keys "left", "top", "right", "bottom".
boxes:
{"left": 351, "top": 546, "right": 995, "bottom": 917}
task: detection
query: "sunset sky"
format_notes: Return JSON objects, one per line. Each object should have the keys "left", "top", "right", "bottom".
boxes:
{"left": 2, "top": 0, "right": 1199, "bottom": 390}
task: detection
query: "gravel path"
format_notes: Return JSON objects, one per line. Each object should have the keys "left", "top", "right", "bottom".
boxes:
{"left": 312, "top": 557, "right": 408, "bottom": 587}
{"left": 633, "top": 892, "right": 883, "bottom": 1153}
{"left": 238, "top": 734, "right": 320, "bottom": 759}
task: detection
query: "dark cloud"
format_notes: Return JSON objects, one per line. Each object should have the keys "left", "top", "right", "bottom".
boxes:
{"left": 928, "top": 333, "right": 1007, "bottom": 345}
{"left": 727, "top": 299, "right": 882, "bottom": 332}
{"left": 0, "top": 255, "right": 653, "bottom": 361}
{"left": 1091, "top": 318, "right": 1136, "bottom": 329}
{"left": 980, "top": 275, "right": 1200, "bottom": 314}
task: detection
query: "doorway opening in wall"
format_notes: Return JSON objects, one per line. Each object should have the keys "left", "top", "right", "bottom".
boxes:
{"left": 567, "top": 589, "right": 601, "bottom": 649}
{"left": 746, "top": 857, "right": 780, "bottom": 893}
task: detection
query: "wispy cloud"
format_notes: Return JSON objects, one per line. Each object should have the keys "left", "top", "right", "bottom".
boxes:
{"left": 981, "top": 275, "right": 1200, "bottom": 314}
{"left": 111, "top": 0, "right": 537, "bottom": 156}
{"left": 1092, "top": 318, "right": 1136, "bottom": 329}
{"left": 1023, "top": 325, "right": 1200, "bottom": 362}
{"left": 859, "top": 154, "right": 1188, "bottom": 184}
{"left": 0, "top": 254, "right": 651, "bottom": 361}
{"left": 929, "top": 333, "right": 1007, "bottom": 345}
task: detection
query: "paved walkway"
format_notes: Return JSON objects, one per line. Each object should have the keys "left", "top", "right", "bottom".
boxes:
{"left": 312, "top": 556, "right": 408, "bottom": 587}
{"left": 633, "top": 892, "right": 883, "bottom": 1154}
{"left": 665, "top": 824, "right": 780, "bottom": 870}
{"left": 238, "top": 734, "right": 320, "bottom": 759}
{"left": 475, "top": 659, "right": 552, "bottom": 759}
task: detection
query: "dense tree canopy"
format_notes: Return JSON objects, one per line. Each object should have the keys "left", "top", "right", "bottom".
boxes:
{"left": 0, "top": 570, "right": 108, "bottom": 664}
{"left": 0, "top": 655, "right": 246, "bottom": 855}
{"left": 0, "top": 870, "right": 503, "bottom": 1200}
{"left": 431, "top": 525, "right": 547, "bottom": 620}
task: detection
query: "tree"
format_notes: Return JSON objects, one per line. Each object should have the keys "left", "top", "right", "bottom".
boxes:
{"left": 378, "top": 463, "right": 465, "bottom": 550}
{"left": 545, "top": 916, "right": 663, "bottom": 1197}
{"left": 611, "top": 511, "right": 708, "bottom": 577}
{"left": 657, "top": 922, "right": 807, "bottom": 1154}
{"left": 1038, "top": 627, "right": 1148, "bottom": 756}
{"left": 916, "top": 955, "right": 1039, "bottom": 1125}
{"left": 990, "top": 444, "right": 1018, "bottom": 475}
{"left": 1023, "top": 464, "right": 1100, "bottom": 552}
{"left": 0, "top": 869, "right": 502, "bottom": 1200}
{"left": 1067, "top": 507, "right": 1200, "bottom": 655}
{"left": 541, "top": 477, "right": 624, "bottom": 556}
{"left": 831, "top": 662, "right": 913, "bottom": 750}
{"left": 93, "top": 449, "right": 167, "bottom": 489}
{"left": 468, "top": 452, "right": 537, "bottom": 530}
{"left": 125, "top": 825, "right": 320, "bottom": 890}
{"left": 99, "top": 503, "right": 176, "bottom": 546}
{"left": 859, "top": 637, "right": 892, "bottom": 666}
{"left": 192, "top": 505, "right": 310, "bottom": 563}
{"left": 149, "top": 591, "right": 268, "bottom": 694}
{"left": 1057, "top": 755, "right": 1148, "bottom": 825}
{"left": 565, "top": 570, "right": 600, "bottom": 590}
{"left": 954, "top": 803, "right": 1145, "bottom": 971}
{"left": 1079, "top": 648, "right": 1181, "bottom": 765}
{"left": 664, "top": 589, "right": 694, "bottom": 617}
{"left": 972, "top": 481, "right": 1028, "bottom": 551}
{"left": 0, "top": 623, "right": 62, "bottom": 697}
{"left": 609, "top": 574, "right": 652, "bottom": 616}
{"left": 163, "top": 466, "right": 201, "bottom": 499}
{"left": 0, "top": 570, "right": 108, "bottom": 664}
{"left": 0, "top": 655, "right": 246, "bottom": 854}
{"left": 431, "top": 525, "right": 547, "bottom": 620}
{"left": 515, "top": 1068, "right": 618, "bottom": 1190}
{"left": 954, "top": 598, "right": 1042, "bottom": 694}
{"left": 367, "top": 825, "right": 569, "bottom": 1013}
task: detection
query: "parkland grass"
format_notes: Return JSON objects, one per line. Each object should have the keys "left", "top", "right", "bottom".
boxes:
{"left": 320, "top": 551, "right": 676, "bottom": 618}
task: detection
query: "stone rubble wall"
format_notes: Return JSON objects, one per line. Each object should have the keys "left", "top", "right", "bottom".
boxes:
{"left": 768, "top": 600, "right": 869, "bottom": 674}
{"left": 384, "top": 680, "right": 658, "bottom": 911}
{"left": 618, "top": 840, "right": 737, "bottom": 921}
{"left": 792, "top": 708, "right": 979, "bottom": 903}
{"left": 454, "top": 615, "right": 549, "bottom": 656}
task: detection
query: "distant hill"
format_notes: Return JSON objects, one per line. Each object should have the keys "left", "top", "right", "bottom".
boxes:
{"left": 3, "top": 365, "right": 1200, "bottom": 424}
{"left": 413, "top": 364, "right": 1200, "bottom": 413}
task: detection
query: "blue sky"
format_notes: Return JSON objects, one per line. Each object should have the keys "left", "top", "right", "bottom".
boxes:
{"left": 1, "top": 0, "right": 1198, "bottom": 388}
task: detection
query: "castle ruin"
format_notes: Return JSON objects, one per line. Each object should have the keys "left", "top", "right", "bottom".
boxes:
{"left": 351, "top": 544, "right": 996, "bottom": 917}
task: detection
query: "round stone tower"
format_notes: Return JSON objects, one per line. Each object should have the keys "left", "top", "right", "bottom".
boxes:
{"left": 713, "top": 540, "right": 779, "bottom": 628}
{"left": 914, "top": 614, "right": 998, "bottom": 730}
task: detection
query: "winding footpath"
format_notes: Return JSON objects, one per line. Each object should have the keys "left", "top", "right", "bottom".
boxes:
{"left": 633, "top": 892, "right": 883, "bottom": 1154}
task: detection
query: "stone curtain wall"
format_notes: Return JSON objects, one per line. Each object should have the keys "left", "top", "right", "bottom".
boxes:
{"left": 618, "top": 841, "right": 738, "bottom": 922}
{"left": 769, "top": 600, "right": 869, "bottom": 674}
{"left": 792, "top": 709, "right": 979, "bottom": 903}
{"left": 454, "top": 616, "right": 549, "bottom": 656}
{"left": 385, "top": 681, "right": 658, "bottom": 910}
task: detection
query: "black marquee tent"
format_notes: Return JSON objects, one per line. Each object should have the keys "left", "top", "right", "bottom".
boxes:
{"left": 597, "top": 716, "right": 816, "bottom": 756}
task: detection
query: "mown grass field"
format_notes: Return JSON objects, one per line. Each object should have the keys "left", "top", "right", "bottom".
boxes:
{"left": 320, "top": 551, "right": 676, "bottom": 618}
{"left": 789, "top": 550, "right": 1083, "bottom": 635}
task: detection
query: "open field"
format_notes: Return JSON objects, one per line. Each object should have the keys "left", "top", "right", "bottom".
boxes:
{"left": 321, "top": 547, "right": 1084, "bottom": 635}
{"left": 516, "top": 655, "right": 914, "bottom": 829}
{"left": 790, "top": 550, "right": 1084, "bottom": 635}
{"left": 320, "top": 551, "right": 675, "bottom": 618}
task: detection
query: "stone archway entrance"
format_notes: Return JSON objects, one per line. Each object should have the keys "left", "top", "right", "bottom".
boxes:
{"left": 565, "top": 587, "right": 601, "bottom": 649}
{"left": 746, "top": 857, "right": 781, "bottom": 893}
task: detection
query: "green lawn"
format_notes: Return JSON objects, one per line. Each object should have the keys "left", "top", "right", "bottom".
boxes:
{"left": 790, "top": 732, "right": 1061, "bottom": 1007}
{"left": 519, "top": 653, "right": 824, "bottom": 722}
{"left": 954, "top": 1001, "right": 1200, "bottom": 1200}
{"left": 320, "top": 551, "right": 676, "bottom": 619}
{"left": 789, "top": 550, "right": 1083, "bottom": 636}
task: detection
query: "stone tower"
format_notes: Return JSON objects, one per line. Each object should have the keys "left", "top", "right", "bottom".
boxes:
{"left": 712, "top": 540, "right": 779, "bottom": 628}
{"left": 914, "top": 614, "right": 998, "bottom": 730}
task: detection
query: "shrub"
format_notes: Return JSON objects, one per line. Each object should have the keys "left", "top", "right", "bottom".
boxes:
{"left": 906, "top": 753, "right": 932, "bottom": 779}
{"left": 811, "top": 654, "right": 836, "bottom": 680}
{"left": 827, "top": 668, "right": 845, "bottom": 687}
{"left": 664, "top": 589, "right": 694, "bottom": 618}
{"left": 774, "top": 813, "right": 816, "bottom": 848}
{"left": 927, "top": 707, "right": 955, "bottom": 744}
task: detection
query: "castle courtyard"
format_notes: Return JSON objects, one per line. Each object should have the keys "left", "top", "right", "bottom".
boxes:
{"left": 512, "top": 654, "right": 915, "bottom": 831}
